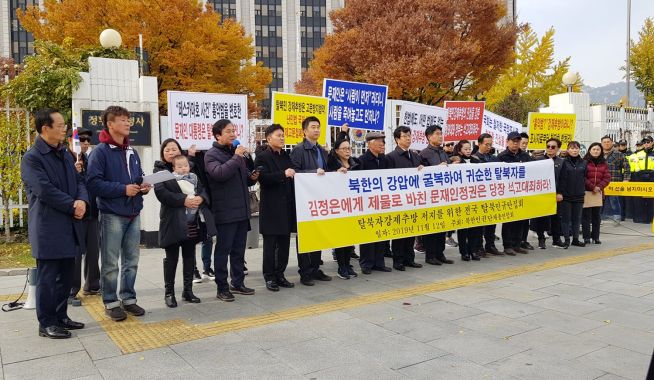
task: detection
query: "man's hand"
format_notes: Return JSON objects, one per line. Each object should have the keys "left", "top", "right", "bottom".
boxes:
{"left": 188, "top": 144, "right": 197, "bottom": 157}
{"left": 317, "top": 168, "right": 325, "bottom": 175}
{"left": 439, "top": 162, "right": 448, "bottom": 166}
{"left": 193, "top": 197, "right": 203, "bottom": 207}
{"left": 249, "top": 171, "right": 260, "bottom": 181}
{"left": 417, "top": 165, "right": 424, "bottom": 171}
{"left": 556, "top": 194, "right": 563, "bottom": 202}
{"left": 235, "top": 145, "right": 248, "bottom": 157}
{"left": 341, "top": 123, "right": 349, "bottom": 133}
{"left": 140, "top": 183, "right": 152, "bottom": 194}
{"left": 73, "top": 200, "right": 86, "bottom": 220}
{"left": 74, "top": 161, "right": 83, "bottom": 173}
{"left": 184, "top": 197, "right": 198, "bottom": 209}
{"left": 126, "top": 184, "right": 141, "bottom": 197}
{"left": 337, "top": 167, "right": 348, "bottom": 174}
{"left": 285, "top": 168, "right": 295, "bottom": 178}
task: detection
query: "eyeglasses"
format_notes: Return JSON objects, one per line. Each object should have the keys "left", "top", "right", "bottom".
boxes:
{"left": 546, "top": 145, "right": 557, "bottom": 149}
{"left": 79, "top": 137, "right": 91, "bottom": 143}
{"left": 338, "top": 147, "right": 352, "bottom": 151}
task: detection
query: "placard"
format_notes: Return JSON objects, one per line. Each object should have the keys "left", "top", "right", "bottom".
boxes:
{"left": 323, "top": 79, "right": 387, "bottom": 131}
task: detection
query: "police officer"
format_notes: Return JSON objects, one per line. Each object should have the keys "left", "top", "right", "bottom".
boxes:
{"left": 630, "top": 136, "right": 654, "bottom": 223}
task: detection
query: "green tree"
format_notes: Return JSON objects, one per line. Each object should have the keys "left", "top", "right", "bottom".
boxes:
{"left": 628, "top": 17, "right": 654, "bottom": 104}
{"left": 0, "top": 111, "right": 31, "bottom": 242}
{"left": 484, "top": 25, "right": 581, "bottom": 113}
{"left": 0, "top": 39, "right": 133, "bottom": 120}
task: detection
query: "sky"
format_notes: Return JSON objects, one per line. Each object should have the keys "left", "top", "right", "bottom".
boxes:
{"left": 517, "top": 0, "right": 654, "bottom": 88}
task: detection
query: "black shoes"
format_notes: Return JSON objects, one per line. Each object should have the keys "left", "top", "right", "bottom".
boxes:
{"left": 165, "top": 294, "right": 177, "bottom": 308}
{"left": 300, "top": 277, "right": 315, "bottom": 286}
{"left": 552, "top": 240, "right": 566, "bottom": 249}
{"left": 59, "top": 318, "right": 85, "bottom": 330}
{"left": 470, "top": 253, "right": 481, "bottom": 261}
{"left": 437, "top": 257, "right": 455, "bottom": 264}
{"left": 277, "top": 277, "right": 295, "bottom": 288}
{"left": 503, "top": 248, "right": 517, "bottom": 256}
{"left": 486, "top": 246, "right": 502, "bottom": 256}
{"left": 584, "top": 239, "right": 591, "bottom": 245}
{"left": 182, "top": 291, "right": 201, "bottom": 303}
{"left": 230, "top": 285, "right": 255, "bottom": 295}
{"left": 514, "top": 247, "right": 529, "bottom": 254}
{"left": 217, "top": 290, "right": 235, "bottom": 302}
{"left": 571, "top": 240, "right": 586, "bottom": 247}
{"left": 39, "top": 326, "right": 71, "bottom": 339}
{"left": 593, "top": 239, "right": 602, "bottom": 244}
{"left": 406, "top": 262, "right": 423, "bottom": 268}
{"left": 393, "top": 264, "right": 406, "bottom": 271}
{"left": 266, "top": 280, "right": 280, "bottom": 292}
{"left": 425, "top": 258, "right": 442, "bottom": 266}
{"left": 123, "top": 303, "right": 145, "bottom": 316}
{"left": 313, "top": 271, "right": 332, "bottom": 281}
{"left": 538, "top": 238, "right": 546, "bottom": 250}
{"left": 361, "top": 268, "right": 372, "bottom": 274}
{"left": 372, "top": 266, "right": 392, "bottom": 272}
{"left": 461, "top": 254, "right": 471, "bottom": 262}
{"left": 520, "top": 242, "right": 535, "bottom": 250}
{"left": 105, "top": 307, "right": 128, "bottom": 322}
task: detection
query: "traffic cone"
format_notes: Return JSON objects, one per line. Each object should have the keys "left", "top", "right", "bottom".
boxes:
{"left": 24, "top": 267, "right": 37, "bottom": 310}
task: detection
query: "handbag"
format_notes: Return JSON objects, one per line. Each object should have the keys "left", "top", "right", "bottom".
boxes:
{"left": 583, "top": 191, "right": 603, "bottom": 208}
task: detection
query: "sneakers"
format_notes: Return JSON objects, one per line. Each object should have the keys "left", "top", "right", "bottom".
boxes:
{"left": 347, "top": 266, "right": 358, "bottom": 277}
{"left": 105, "top": 307, "right": 127, "bottom": 322}
{"left": 414, "top": 241, "right": 426, "bottom": 254}
{"left": 277, "top": 277, "right": 295, "bottom": 288}
{"left": 445, "top": 237, "right": 459, "bottom": 247}
{"left": 202, "top": 268, "right": 216, "bottom": 280}
{"left": 571, "top": 240, "right": 586, "bottom": 247}
{"left": 230, "top": 285, "right": 255, "bottom": 295}
{"left": 123, "top": 303, "right": 145, "bottom": 316}
{"left": 217, "top": 290, "right": 235, "bottom": 302}
{"left": 193, "top": 268, "right": 203, "bottom": 283}
{"left": 337, "top": 266, "right": 350, "bottom": 280}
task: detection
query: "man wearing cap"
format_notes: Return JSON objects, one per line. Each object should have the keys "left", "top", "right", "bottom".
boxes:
{"left": 630, "top": 136, "right": 654, "bottom": 223}
{"left": 357, "top": 131, "right": 393, "bottom": 274}
{"left": 419, "top": 125, "right": 455, "bottom": 266}
{"left": 600, "top": 135, "right": 630, "bottom": 225}
{"left": 386, "top": 126, "right": 424, "bottom": 271}
{"left": 618, "top": 140, "right": 632, "bottom": 156}
{"left": 497, "top": 131, "right": 532, "bottom": 255}
{"left": 67, "top": 128, "right": 101, "bottom": 306}
{"left": 473, "top": 133, "right": 502, "bottom": 255}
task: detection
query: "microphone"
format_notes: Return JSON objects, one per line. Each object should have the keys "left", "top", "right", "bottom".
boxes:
{"left": 233, "top": 140, "right": 251, "bottom": 159}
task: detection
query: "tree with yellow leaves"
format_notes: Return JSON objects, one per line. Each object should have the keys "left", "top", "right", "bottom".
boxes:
{"left": 627, "top": 18, "right": 654, "bottom": 104}
{"left": 18, "top": 0, "right": 271, "bottom": 114}
{"left": 484, "top": 25, "right": 582, "bottom": 124}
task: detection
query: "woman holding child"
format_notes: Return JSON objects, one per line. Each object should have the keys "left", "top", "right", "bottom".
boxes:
{"left": 154, "top": 138, "right": 216, "bottom": 307}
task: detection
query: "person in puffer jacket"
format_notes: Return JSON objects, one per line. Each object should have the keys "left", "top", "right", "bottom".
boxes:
{"left": 555, "top": 141, "right": 587, "bottom": 249}
{"left": 581, "top": 142, "right": 611, "bottom": 245}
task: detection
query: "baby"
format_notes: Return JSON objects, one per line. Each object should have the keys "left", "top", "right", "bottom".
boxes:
{"left": 171, "top": 155, "right": 199, "bottom": 222}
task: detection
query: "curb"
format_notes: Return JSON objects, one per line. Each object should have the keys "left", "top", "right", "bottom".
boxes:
{"left": 0, "top": 268, "right": 28, "bottom": 277}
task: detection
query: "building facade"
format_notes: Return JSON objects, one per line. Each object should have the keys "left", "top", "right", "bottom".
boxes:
{"left": 0, "top": 0, "right": 41, "bottom": 63}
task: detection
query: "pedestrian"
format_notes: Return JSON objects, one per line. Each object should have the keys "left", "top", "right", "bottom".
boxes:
{"left": 556, "top": 141, "right": 587, "bottom": 249}
{"left": 154, "top": 140, "right": 216, "bottom": 307}
{"left": 327, "top": 138, "right": 361, "bottom": 279}
{"left": 629, "top": 136, "right": 654, "bottom": 224}
{"left": 21, "top": 109, "right": 88, "bottom": 339}
{"left": 582, "top": 142, "right": 611, "bottom": 245}
{"left": 66, "top": 127, "right": 100, "bottom": 305}
{"left": 87, "top": 106, "right": 151, "bottom": 322}
{"left": 419, "top": 124, "right": 454, "bottom": 265}
{"left": 254, "top": 124, "right": 297, "bottom": 292}
{"left": 534, "top": 138, "right": 565, "bottom": 249}
{"left": 473, "top": 133, "right": 502, "bottom": 256}
{"left": 518, "top": 133, "right": 535, "bottom": 251}
{"left": 386, "top": 126, "right": 424, "bottom": 271}
{"left": 290, "top": 116, "right": 332, "bottom": 286}
{"left": 600, "top": 136, "right": 630, "bottom": 226}
{"left": 205, "top": 119, "right": 259, "bottom": 301}
{"left": 451, "top": 140, "right": 483, "bottom": 261}
{"left": 357, "top": 132, "right": 393, "bottom": 274}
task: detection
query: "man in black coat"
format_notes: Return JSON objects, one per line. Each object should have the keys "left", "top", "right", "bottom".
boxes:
{"left": 497, "top": 131, "right": 532, "bottom": 256}
{"left": 21, "top": 109, "right": 88, "bottom": 339}
{"left": 205, "top": 119, "right": 259, "bottom": 302}
{"left": 357, "top": 132, "right": 393, "bottom": 274}
{"left": 290, "top": 116, "right": 332, "bottom": 286}
{"left": 473, "top": 133, "right": 502, "bottom": 256}
{"left": 534, "top": 138, "right": 564, "bottom": 248}
{"left": 386, "top": 126, "right": 424, "bottom": 271}
{"left": 254, "top": 124, "right": 297, "bottom": 291}
{"left": 419, "top": 125, "right": 455, "bottom": 266}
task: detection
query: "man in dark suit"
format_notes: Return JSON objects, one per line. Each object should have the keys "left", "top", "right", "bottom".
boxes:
{"left": 386, "top": 126, "right": 424, "bottom": 271}
{"left": 21, "top": 109, "right": 88, "bottom": 339}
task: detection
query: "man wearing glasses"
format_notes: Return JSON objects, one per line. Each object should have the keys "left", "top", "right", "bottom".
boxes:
{"left": 473, "top": 133, "right": 502, "bottom": 256}
{"left": 67, "top": 128, "right": 101, "bottom": 306}
{"left": 534, "top": 138, "right": 565, "bottom": 248}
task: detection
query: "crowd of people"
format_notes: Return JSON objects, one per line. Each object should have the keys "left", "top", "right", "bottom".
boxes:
{"left": 21, "top": 106, "right": 654, "bottom": 339}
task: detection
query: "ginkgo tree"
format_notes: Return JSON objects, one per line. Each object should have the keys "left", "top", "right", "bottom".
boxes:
{"left": 627, "top": 17, "right": 654, "bottom": 104}
{"left": 484, "top": 25, "right": 582, "bottom": 124}
{"left": 18, "top": 0, "right": 271, "bottom": 114}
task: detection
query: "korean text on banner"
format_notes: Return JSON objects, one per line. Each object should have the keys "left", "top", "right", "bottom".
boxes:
{"left": 443, "top": 101, "right": 485, "bottom": 142}
{"left": 323, "top": 79, "right": 387, "bottom": 131}
{"left": 398, "top": 102, "right": 448, "bottom": 151}
{"left": 167, "top": 91, "right": 249, "bottom": 150}
{"left": 481, "top": 110, "right": 521, "bottom": 150}
{"left": 271, "top": 92, "right": 328, "bottom": 146}
{"left": 295, "top": 160, "right": 557, "bottom": 253}
{"left": 604, "top": 182, "right": 654, "bottom": 198}
{"left": 528, "top": 113, "right": 576, "bottom": 150}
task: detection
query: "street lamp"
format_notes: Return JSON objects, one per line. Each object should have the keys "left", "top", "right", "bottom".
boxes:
{"left": 562, "top": 71, "right": 578, "bottom": 93}
{"left": 99, "top": 29, "right": 122, "bottom": 49}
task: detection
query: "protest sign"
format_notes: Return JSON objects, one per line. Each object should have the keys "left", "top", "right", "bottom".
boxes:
{"left": 528, "top": 113, "right": 576, "bottom": 150}
{"left": 398, "top": 102, "right": 448, "bottom": 150}
{"left": 167, "top": 91, "right": 248, "bottom": 150}
{"left": 480, "top": 110, "right": 521, "bottom": 150}
{"left": 271, "top": 92, "right": 328, "bottom": 146}
{"left": 295, "top": 160, "right": 556, "bottom": 253}
{"left": 604, "top": 182, "right": 654, "bottom": 198}
{"left": 323, "top": 79, "right": 387, "bottom": 131}
{"left": 443, "top": 101, "right": 485, "bottom": 142}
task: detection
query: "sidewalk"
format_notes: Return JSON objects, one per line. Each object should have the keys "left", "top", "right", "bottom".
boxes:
{"left": 0, "top": 221, "right": 653, "bottom": 379}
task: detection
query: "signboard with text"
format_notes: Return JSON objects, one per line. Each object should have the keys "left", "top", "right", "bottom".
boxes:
{"left": 443, "top": 101, "right": 485, "bottom": 142}
{"left": 398, "top": 102, "right": 448, "bottom": 151}
{"left": 527, "top": 113, "right": 576, "bottom": 150}
{"left": 323, "top": 79, "right": 387, "bottom": 131}
{"left": 80, "top": 110, "right": 151, "bottom": 146}
{"left": 271, "top": 92, "right": 328, "bottom": 146}
{"left": 480, "top": 110, "right": 521, "bottom": 150}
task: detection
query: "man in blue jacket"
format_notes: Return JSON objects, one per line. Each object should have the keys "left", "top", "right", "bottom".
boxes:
{"left": 21, "top": 109, "right": 88, "bottom": 339}
{"left": 87, "top": 106, "right": 151, "bottom": 322}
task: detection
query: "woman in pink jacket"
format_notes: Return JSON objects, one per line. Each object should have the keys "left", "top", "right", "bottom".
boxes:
{"left": 582, "top": 143, "right": 611, "bottom": 244}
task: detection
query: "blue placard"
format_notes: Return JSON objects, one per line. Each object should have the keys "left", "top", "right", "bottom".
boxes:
{"left": 323, "top": 79, "right": 388, "bottom": 131}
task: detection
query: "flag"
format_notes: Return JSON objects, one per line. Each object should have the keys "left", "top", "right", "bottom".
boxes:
{"left": 71, "top": 123, "right": 81, "bottom": 155}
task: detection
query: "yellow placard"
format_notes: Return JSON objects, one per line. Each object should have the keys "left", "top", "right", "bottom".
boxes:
{"left": 528, "top": 113, "right": 576, "bottom": 150}
{"left": 271, "top": 92, "right": 328, "bottom": 146}
{"left": 297, "top": 193, "right": 556, "bottom": 253}
{"left": 604, "top": 182, "right": 654, "bottom": 197}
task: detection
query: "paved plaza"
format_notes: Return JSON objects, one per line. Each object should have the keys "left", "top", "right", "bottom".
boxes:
{"left": 1, "top": 221, "right": 653, "bottom": 379}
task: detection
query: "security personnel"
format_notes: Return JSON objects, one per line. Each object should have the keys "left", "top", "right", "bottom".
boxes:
{"left": 630, "top": 136, "right": 654, "bottom": 223}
